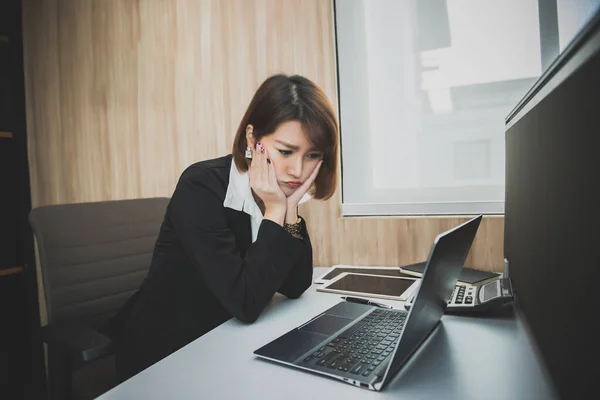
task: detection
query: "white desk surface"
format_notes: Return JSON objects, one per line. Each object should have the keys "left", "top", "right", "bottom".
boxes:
{"left": 97, "top": 267, "right": 558, "bottom": 400}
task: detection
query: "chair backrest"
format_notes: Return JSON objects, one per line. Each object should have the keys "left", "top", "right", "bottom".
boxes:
{"left": 29, "top": 197, "right": 170, "bottom": 329}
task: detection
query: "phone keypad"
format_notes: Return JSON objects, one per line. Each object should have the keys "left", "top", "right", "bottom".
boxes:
{"left": 450, "top": 285, "right": 475, "bottom": 306}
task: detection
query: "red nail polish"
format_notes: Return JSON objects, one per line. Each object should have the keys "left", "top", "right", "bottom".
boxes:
{"left": 267, "top": 158, "right": 271, "bottom": 164}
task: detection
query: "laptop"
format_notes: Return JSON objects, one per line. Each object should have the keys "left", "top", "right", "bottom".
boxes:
{"left": 254, "top": 215, "right": 482, "bottom": 391}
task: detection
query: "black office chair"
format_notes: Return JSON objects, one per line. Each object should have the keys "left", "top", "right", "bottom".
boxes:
{"left": 29, "top": 197, "right": 169, "bottom": 400}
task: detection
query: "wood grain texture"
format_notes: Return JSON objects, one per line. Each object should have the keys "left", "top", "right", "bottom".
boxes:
{"left": 0, "top": 266, "right": 23, "bottom": 276}
{"left": 22, "top": 0, "right": 504, "bottom": 272}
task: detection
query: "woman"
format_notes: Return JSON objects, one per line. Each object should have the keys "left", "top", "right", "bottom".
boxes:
{"left": 112, "top": 74, "right": 339, "bottom": 382}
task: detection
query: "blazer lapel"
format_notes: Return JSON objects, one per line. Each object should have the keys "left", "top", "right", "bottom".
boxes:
{"left": 219, "top": 155, "right": 253, "bottom": 256}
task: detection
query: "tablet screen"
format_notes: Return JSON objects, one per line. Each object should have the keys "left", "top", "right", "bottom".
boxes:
{"left": 326, "top": 274, "right": 417, "bottom": 297}
{"left": 321, "top": 268, "right": 415, "bottom": 281}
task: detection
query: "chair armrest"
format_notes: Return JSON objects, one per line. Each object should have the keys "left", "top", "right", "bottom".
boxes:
{"left": 42, "top": 323, "right": 114, "bottom": 363}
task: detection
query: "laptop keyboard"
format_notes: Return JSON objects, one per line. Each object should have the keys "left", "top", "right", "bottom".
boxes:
{"left": 302, "top": 309, "right": 407, "bottom": 378}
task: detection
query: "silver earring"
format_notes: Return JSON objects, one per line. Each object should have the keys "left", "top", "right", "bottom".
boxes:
{"left": 245, "top": 146, "right": 252, "bottom": 159}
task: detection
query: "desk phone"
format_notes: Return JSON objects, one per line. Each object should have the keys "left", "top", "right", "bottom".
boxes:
{"left": 406, "top": 278, "right": 514, "bottom": 314}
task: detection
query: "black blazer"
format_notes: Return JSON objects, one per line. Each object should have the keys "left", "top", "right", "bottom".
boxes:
{"left": 113, "top": 154, "right": 313, "bottom": 381}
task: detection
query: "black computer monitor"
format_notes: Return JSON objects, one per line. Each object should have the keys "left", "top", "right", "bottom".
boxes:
{"left": 504, "top": 8, "right": 600, "bottom": 400}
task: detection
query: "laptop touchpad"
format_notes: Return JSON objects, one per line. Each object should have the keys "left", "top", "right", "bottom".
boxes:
{"left": 299, "top": 314, "right": 354, "bottom": 336}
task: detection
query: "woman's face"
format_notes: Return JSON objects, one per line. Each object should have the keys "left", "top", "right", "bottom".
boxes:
{"left": 248, "top": 120, "right": 323, "bottom": 197}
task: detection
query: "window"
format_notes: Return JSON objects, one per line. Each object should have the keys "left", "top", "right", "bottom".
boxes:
{"left": 334, "top": 0, "right": 600, "bottom": 216}
{"left": 557, "top": 0, "right": 600, "bottom": 52}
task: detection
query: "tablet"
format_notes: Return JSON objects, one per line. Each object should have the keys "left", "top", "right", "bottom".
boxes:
{"left": 316, "top": 272, "right": 420, "bottom": 301}
{"left": 314, "top": 265, "right": 416, "bottom": 284}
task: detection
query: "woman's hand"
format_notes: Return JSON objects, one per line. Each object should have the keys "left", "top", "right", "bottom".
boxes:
{"left": 285, "top": 160, "right": 323, "bottom": 223}
{"left": 248, "top": 142, "right": 287, "bottom": 225}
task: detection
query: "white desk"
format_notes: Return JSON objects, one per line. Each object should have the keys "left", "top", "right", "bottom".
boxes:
{"left": 97, "top": 268, "right": 558, "bottom": 399}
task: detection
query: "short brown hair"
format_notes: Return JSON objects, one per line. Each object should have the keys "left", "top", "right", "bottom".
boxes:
{"left": 232, "top": 74, "right": 338, "bottom": 200}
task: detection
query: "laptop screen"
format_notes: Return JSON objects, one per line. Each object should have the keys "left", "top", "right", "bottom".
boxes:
{"left": 381, "top": 216, "right": 482, "bottom": 385}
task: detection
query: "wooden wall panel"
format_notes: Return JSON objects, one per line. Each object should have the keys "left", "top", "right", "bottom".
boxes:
{"left": 22, "top": 0, "right": 504, "bottom": 272}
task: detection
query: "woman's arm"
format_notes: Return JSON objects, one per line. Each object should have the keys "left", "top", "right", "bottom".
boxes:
{"left": 168, "top": 169, "right": 309, "bottom": 323}
{"left": 276, "top": 217, "right": 313, "bottom": 298}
